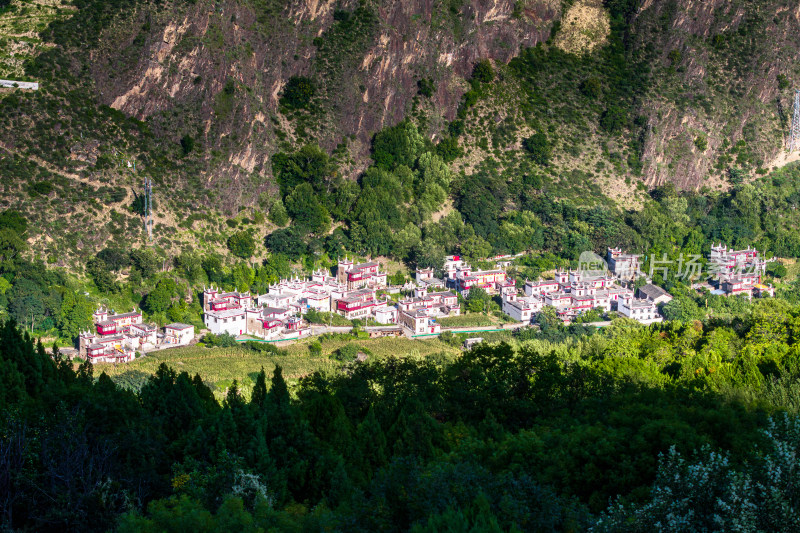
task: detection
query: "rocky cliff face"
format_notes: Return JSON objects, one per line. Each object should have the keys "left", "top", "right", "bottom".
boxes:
{"left": 633, "top": 0, "right": 800, "bottom": 189}
{"left": 86, "top": 0, "right": 800, "bottom": 195}
{"left": 90, "top": 0, "right": 560, "bottom": 182}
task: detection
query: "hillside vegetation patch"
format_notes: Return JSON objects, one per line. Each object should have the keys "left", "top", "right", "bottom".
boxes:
{"left": 553, "top": 0, "right": 610, "bottom": 56}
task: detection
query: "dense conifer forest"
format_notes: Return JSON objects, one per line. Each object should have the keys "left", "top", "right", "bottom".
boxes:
{"left": 3, "top": 303, "right": 800, "bottom": 531}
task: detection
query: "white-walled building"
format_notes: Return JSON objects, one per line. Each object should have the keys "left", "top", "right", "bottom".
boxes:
{"left": 398, "top": 290, "right": 460, "bottom": 318}
{"left": 607, "top": 247, "right": 641, "bottom": 280}
{"left": 164, "top": 323, "right": 195, "bottom": 346}
{"left": 203, "top": 287, "right": 252, "bottom": 312}
{"left": 129, "top": 323, "right": 158, "bottom": 348}
{"left": 502, "top": 294, "right": 542, "bottom": 323}
{"left": 204, "top": 307, "right": 247, "bottom": 336}
{"left": 81, "top": 307, "right": 195, "bottom": 364}
{"left": 618, "top": 298, "right": 659, "bottom": 321}
{"left": 336, "top": 258, "right": 388, "bottom": 289}
{"left": 374, "top": 307, "right": 398, "bottom": 324}
{"left": 399, "top": 309, "right": 442, "bottom": 335}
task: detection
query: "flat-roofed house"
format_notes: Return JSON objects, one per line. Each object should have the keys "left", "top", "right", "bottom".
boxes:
{"left": 164, "top": 323, "right": 195, "bottom": 346}
{"left": 618, "top": 298, "right": 659, "bottom": 321}
{"left": 502, "top": 295, "right": 542, "bottom": 323}
{"left": 204, "top": 307, "right": 246, "bottom": 336}
{"left": 399, "top": 309, "right": 441, "bottom": 335}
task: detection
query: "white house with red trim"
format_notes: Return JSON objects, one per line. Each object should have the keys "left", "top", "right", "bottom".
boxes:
{"left": 337, "top": 258, "right": 388, "bottom": 290}
{"left": 721, "top": 273, "right": 761, "bottom": 296}
{"left": 335, "top": 288, "right": 379, "bottom": 320}
{"left": 443, "top": 255, "right": 467, "bottom": 279}
{"left": 709, "top": 244, "right": 766, "bottom": 283}
{"left": 204, "top": 307, "right": 246, "bottom": 335}
{"left": 92, "top": 307, "right": 143, "bottom": 336}
{"left": 399, "top": 309, "right": 441, "bottom": 335}
{"left": 454, "top": 268, "right": 510, "bottom": 295}
{"left": 203, "top": 287, "right": 253, "bottom": 312}
{"left": 525, "top": 279, "right": 561, "bottom": 296}
{"left": 164, "top": 323, "right": 195, "bottom": 346}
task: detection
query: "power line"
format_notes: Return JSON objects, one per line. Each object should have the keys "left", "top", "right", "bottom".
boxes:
{"left": 789, "top": 89, "right": 800, "bottom": 152}
{"left": 143, "top": 177, "right": 153, "bottom": 241}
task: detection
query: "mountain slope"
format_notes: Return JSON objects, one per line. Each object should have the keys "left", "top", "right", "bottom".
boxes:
{"left": 0, "top": 0, "right": 799, "bottom": 264}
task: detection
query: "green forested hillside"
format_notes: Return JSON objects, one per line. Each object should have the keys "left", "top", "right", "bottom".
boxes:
{"left": 4, "top": 301, "right": 800, "bottom": 530}
{"left": 0, "top": 0, "right": 798, "bottom": 270}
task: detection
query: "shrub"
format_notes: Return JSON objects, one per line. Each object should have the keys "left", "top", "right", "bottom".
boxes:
{"left": 600, "top": 105, "right": 626, "bottom": 133}
{"left": 27, "top": 181, "right": 53, "bottom": 197}
{"left": 580, "top": 77, "right": 602, "bottom": 99}
{"left": 308, "top": 340, "right": 322, "bottom": 357}
{"left": 522, "top": 132, "right": 551, "bottom": 165}
{"left": 268, "top": 200, "right": 289, "bottom": 226}
{"left": 264, "top": 227, "right": 307, "bottom": 259}
{"left": 280, "top": 76, "right": 315, "bottom": 110}
{"left": 417, "top": 78, "right": 435, "bottom": 98}
{"left": 438, "top": 330, "right": 462, "bottom": 347}
{"left": 202, "top": 332, "right": 238, "bottom": 347}
{"left": 471, "top": 59, "right": 494, "bottom": 84}
{"left": 244, "top": 341, "right": 287, "bottom": 356}
{"left": 435, "top": 137, "right": 463, "bottom": 163}
{"left": 180, "top": 135, "right": 195, "bottom": 155}
{"left": 332, "top": 343, "right": 367, "bottom": 363}
{"left": 227, "top": 230, "right": 256, "bottom": 259}
{"left": 767, "top": 262, "right": 787, "bottom": 278}
{"left": 694, "top": 134, "right": 708, "bottom": 152}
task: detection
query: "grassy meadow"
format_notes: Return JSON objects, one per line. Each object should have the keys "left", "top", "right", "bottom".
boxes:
{"left": 97, "top": 335, "right": 461, "bottom": 400}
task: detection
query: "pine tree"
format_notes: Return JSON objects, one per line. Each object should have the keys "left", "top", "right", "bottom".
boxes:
{"left": 355, "top": 406, "right": 387, "bottom": 480}
{"left": 0, "top": 320, "right": 51, "bottom": 396}
{"left": 267, "top": 365, "right": 290, "bottom": 411}
{"left": 326, "top": 457, "right": 353, "bottom": 508}
{"left": 251, "top": 368, "right": 267, "bottom": 410}
{"left": 389, "top": 398, "right": 437, "bottom": 459}
{"left": 193, "top": 373, "right": 218, "bottom": 413}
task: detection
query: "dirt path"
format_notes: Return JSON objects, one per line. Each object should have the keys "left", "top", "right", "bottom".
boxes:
{"left": 0, "top": 140, "right": 135, "bottom": 208}
{"left": 769, "top": 150, "right": 800, "bottom": 170}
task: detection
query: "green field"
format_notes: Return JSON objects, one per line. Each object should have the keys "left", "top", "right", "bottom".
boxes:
{"left": 437, "top": 313, "right": 497, "bottom": 328}
{"left": 97, "top": 335, "right": 460, "bottom": 400}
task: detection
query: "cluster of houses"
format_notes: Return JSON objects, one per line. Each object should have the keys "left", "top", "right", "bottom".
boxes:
{"left": 494, "top": 244, "right": 774, "bottom": 327}
{"left": 708, "top": 244, "right": 773, "bottom": 297}
{"left": 78, "top": 307, "right": 194, "bottom": 364}
{"left": 442, "top": 255, "right": 517, "bottom": 296}
{"left": 207, "top": 251, "right": 679, "bottom": 339}
{"left": 443, "top": 251, "right": 666, "bottom": 325}
{"left": 503, "top": 260, "right": 665, "bottom": 324}
{"left": 75, "top": 244, "right": 780, "bottom": 364}
{"left": 202, "top": 258, "right": 463, "bottom": 338}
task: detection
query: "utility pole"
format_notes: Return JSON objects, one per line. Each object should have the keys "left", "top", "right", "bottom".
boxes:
{"left": 143, "top": 177, "right": 153, "bottom": 241}
{"left": 789, "top": 89, "right": 800, "bottom": 152}
{"left": 148, "top": 177, "right": 153, "bottom": 241}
